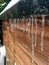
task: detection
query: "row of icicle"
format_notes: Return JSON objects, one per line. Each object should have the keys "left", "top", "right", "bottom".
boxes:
{"left": 8, "top": 15, "right": 45, "bottom": 65}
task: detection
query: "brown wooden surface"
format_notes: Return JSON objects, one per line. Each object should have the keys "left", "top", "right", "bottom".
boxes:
{"left": 2, "top": 19, "right": 49, "bottom": 65}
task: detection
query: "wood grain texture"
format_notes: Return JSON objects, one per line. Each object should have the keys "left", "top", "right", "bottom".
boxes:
{"left": 2, "top": 17, "right": 49, "bottom": 65}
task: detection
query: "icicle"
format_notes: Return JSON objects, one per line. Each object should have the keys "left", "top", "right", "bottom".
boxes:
{"left": 18, "top": 18, "right": 19, "bottom": 28}
{"left": 22, "top": 17, "right": 25, "bottom": 32}
{"left": 20, "top": 18, "right": 22, "bottom": 31}
{"left": 9, "top": 19, "right": 13, "bottom": 31}
{"left": 17, "top": 18, "right": 19, "bottom": 29}
{"left": 7, "top": 22, "right": 9, "bottom": 31}
{"left": 13, "top": 19, "right": 16, "bottom": 29}
{"left": 34, "top": 17, "right": 37, "bottom": 47}
{"left": 25, "top": 18, "right": 26, "bottom": 32}
{"left": 32, "top": 17, "right": 33, "bottom": 32}
{"left": 31, "top": 16, "right": 35, "bottom": 64}
{"left": 32, "top": 40, "right": 35, "bottom": 64}
{"left": 10, "top": 20, "right": 14, "bottom": 32}
{"left": 41, "top": 15, "right": 45, "bottom": 51}
{"left": 28, "top": 17, "right": 30, "bottom": 37}
{"left": 7, "top": 25, "right": 9, "bottom": 31}
{"left": 11, "top": 23, "right": 13, "bottom": 31}
{"left": 16, "top": 19, "right": 17, "bottom": 28}
{"left": 26, "top": 18, "right": 28, "bottom": 32}
{"left": 32, "top": 34, "right": 34, "bottom": 62}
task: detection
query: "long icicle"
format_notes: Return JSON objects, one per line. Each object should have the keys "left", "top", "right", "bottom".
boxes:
{"left": 35, "top": 16, "right": 37, "bottom": 47}
{"left": 31, "top": 16, "right": 35, "bottom": 64}
{"left": 41, "top": 15, "right": 45, "bottom": 51}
